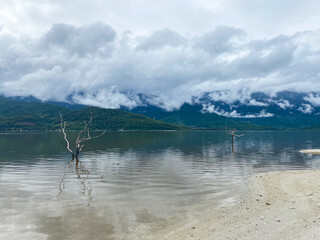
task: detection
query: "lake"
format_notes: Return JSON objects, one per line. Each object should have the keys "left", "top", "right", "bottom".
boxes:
{"left": 1, "top": 131, "right": 320, "bottom": 239}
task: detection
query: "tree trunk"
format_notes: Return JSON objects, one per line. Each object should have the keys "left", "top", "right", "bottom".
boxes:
{"left": 75, "top": 149, "right": 79, "bottom": 158}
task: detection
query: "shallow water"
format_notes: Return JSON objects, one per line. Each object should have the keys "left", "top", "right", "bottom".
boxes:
{"left": 1, "top": 131, "right": 320, "bottom": 239}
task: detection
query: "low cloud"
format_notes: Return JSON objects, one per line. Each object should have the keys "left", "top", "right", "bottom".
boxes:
{"left": 273, "top": 100, "right": 294, "bottom": 109}
{"left": 72, "top": 88, "right": 140, "bottom": 109}
{"left": 202, "top": 104, "right": 273, "bottom": 118}
{"left": 247, "top": 99, "right": 268, "bottom": 107}
{"left": 304, "top": 93, "right": 320, "bottom": 106}
{"left": 298, "top": 103, "right": 313, "bottom": 114}
{"left": 207, "top": 90, "right": 252, "bottom": 105}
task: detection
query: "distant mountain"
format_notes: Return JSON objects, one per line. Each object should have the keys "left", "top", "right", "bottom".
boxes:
{"left": 3, "top": 90, "right": 320, "bottom": 130}
{"left": 198, "top": 91, "right": 320, "bottom": 129}
{"left": 127, "top": 91, "right": 320, "bottom": 129}
{"left": 61, "top": 107, "right": 185, "bottom": 130}
{"left": 0, "top": 97, "right": 184, "bottom": 131}
{"left": 8, "top": 96, "right": 87, "bottom": 110}
{"left": 129, "top": 103, "right": 272, "bottom": 130}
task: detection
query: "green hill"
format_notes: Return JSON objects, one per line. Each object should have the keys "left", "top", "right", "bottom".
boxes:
{"left": 0, "top": 97, "right": 184, "bottom": 131}
{"left": 62, "top": 107, "right": 185, "bottom": 130}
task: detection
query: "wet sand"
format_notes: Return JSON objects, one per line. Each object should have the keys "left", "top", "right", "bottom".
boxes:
{"left": 3, "top": 170, "right": 320, "bottom": 240}
{"left": 157, "top": 170, "right": 320, "bottom": 240}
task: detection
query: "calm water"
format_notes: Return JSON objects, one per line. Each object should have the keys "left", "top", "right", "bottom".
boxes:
{"left": 1, "top": 131, "right": 320, "bottom": 239}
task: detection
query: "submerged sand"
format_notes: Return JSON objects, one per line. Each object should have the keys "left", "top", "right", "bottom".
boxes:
{"left": 156, "top": 170, "right": 320, "bottom": 240}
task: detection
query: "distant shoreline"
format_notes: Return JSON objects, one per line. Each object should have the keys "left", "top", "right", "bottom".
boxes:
{"left": 2, "top": 129, "right": 320, "bottom": 133}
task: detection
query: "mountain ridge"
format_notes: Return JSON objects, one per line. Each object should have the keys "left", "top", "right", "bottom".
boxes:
{"left": 0, "top": 96, "right": 185, "bottom": 131}
{"left": 2, "top": 90, "right": 320, "bottom": 130}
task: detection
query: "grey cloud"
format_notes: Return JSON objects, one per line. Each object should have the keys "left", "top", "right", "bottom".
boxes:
{"left": 0, "top": 33, "right": 17, "bottom": 51}
{"left": 235, "top": 35, "right": 296, "bottom": 76}
{"left": 248, "top": 35, "right": 291, "bottom": 50}
{"left": 194, "top": 25, "right": 246, "bottom": 55}
{"left": 40, "top": 22, "right": 116, "bottom": 56}
{"left": 136, "top": 29, "right": 186, "bottom": 51}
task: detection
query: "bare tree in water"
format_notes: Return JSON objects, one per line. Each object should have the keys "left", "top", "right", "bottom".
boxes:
{"left": 59, "top": 113, "right": 106, "bottom": 159}
{"left": 225, "top": 127, "right": 244, "bottom": 152}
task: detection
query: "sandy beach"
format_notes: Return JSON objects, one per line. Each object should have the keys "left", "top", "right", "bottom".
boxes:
{"left": 157, "top": 170, "right": 320, "bottom": 240}
{"left": 300, "top": 149, "right": 320, "bottom": 155}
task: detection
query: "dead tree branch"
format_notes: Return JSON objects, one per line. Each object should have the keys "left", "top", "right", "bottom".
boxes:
{"left": 225, "top": 127, "right": 245, "bottom": 139}
{"left": 60, "top": 114, "right": 74, "bottom": 157}
{"left": 60, "top": 112, "right": 106, "bottom": 158}
{"left": 225, "top": 127, "right": 244, "bottom": 153}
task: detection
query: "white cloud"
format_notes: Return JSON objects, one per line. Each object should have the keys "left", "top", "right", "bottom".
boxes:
{"left": 304, "top": 93, "right": 320, "bottom": 106}
{"left": 248, "top": 99, "right": 268, "bottom": 107}
{"left": 274, "top": 100, "right": 294, "bottom": 109}
{"left": 298, "top": 104, "right": 314, "bottom": 114}
{"left": 208, "top": 90, "right": 252, "bottom": 105}
{"left": 0, "top": 22, "right": 320, "bottom": 110}
{"left": 202, "top": 104, "right": 273, "bottom": 118}
{"left": 72, "top": 88, "right": 140, "bottom": 109}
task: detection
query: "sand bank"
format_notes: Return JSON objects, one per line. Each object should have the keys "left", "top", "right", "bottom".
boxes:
{"left": 300, "top": 149, "right": 320, "bottom": 154}
{"left": 157, "top": 170, "right": 320, "bottom": 240}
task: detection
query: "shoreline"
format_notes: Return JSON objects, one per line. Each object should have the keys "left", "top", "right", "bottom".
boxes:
{"left": 157, "top": 170, "right": 320, "bottom": 240}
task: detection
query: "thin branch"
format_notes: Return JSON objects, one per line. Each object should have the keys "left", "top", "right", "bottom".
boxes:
{"left": 234, "top": 134, "right": 244, "bottom": 137}
{"left": 225, "top": 127, "right": 244, "bottom": 137}
{"left": 76, "top": 121, "right": 88, "bottom": 145}
{"left": 60, "top": 114, "right": 73, "bottom": 154}
{"left": 76, "top": 112, "right": 94, "bottom": 146}
{"left": 78, "top": 130, "right": 106, "bottom": 144}
{"left": 79, "top": 144, "right": 85, "bottom": 152}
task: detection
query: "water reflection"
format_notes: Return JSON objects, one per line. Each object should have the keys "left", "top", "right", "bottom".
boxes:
{"left": 58, "top": 157, "right": 106, "bottom": 207}
{"left": 1, "top": 131, "right": 320, "bottom": 239}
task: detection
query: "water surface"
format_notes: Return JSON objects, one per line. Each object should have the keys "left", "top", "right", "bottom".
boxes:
{"left": 1, "top": 131, "right": 320, "bottom": 239}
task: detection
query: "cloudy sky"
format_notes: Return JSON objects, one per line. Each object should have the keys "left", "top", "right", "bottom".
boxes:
{"left": 0, "top": 0, "right": 320, "bottom": 110}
